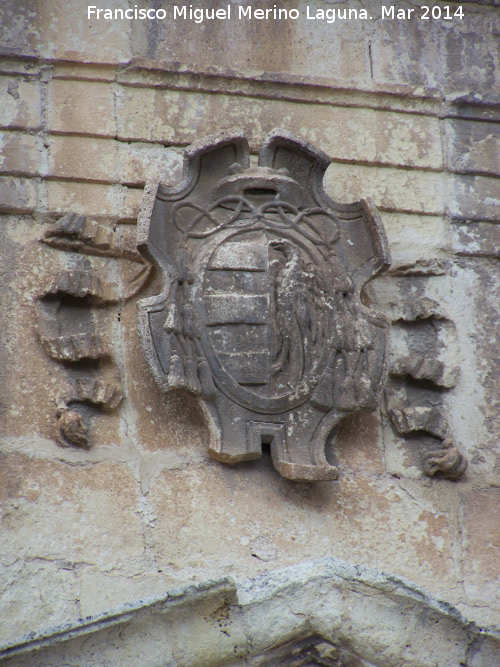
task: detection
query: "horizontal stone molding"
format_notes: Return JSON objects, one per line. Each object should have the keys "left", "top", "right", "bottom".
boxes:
{"left": 2, "top": 55, "right": 500, "bottom": 125}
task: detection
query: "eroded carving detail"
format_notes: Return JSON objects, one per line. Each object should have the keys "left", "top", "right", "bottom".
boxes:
{"left": 378, "top": 293, "right": 468, "bottom": 479}
{"left": 137, "top": 130, "right": 391, "bottom": 481}
{"left": 42, "top": 213, "right": 143, "bottom": 263}
{"left": 386, "top": 384, "right": 467, "bottom": 480}
{"left": 55, "top": 375, "right": 124, "bottom": 448}
{"left": 38, "top": 217, "right": 148, "bottom": 448}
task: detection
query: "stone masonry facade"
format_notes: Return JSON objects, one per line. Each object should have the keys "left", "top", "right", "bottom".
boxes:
{"left": 1, "top": 1, "right": 500, "bottom": 664}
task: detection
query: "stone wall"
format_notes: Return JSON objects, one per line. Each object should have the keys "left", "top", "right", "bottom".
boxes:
{"left": 1, "top": 1, "right": 500, "bottom": 663}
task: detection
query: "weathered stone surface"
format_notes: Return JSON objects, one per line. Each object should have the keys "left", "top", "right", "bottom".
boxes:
{"left": 0, "top": 558, "right": 81, "bottom": 646}
{"left": 462, "top": 489, "right": 500, "bottom": 622}
{"left": 333, "top": 412, "right": 385, "bottom": 474}
{"left": 0, "top": 76, "right": 41, "bottom": 130}
{"left": 35, "top": 268, "right": 110, "bottom": 364}
{"left": 46, "top": 180, "right": 142, "bottom": 221}
{"left": 452, "top": 221, "right": 500, "bottom": 258}
{"left": 115, "top": 85, "right": 442, "bottom": 168}
{"left": 0, "top": 0, "right": 39, "bottom": 58}
{"left": 47, "top": 135, "right": 182, "bottom": 186}
{"left": 445, "top": 118, "right": 500, "bottom": 177}
{"left": 328, "top": 165, "right": 499, "bottom": 222}
{"left": 5, "top": 559, "right": 493, "bottom": 666}
{"left": 77, "top": 568, "right": 167, "bottom": 619}
{"left": 35, "top": 216, "right": 149, "bottom": 450}
{"left": 381, "top": 213, "right": 451, "bottom": 269}
{"left": 0, "top": 218, "right": 127, "bottom": 452}
{"left": 391, "top": 353, "right": 457, "bottom": 388}
{"left": 372, "top": 1, "right": 500, "bottom": 96}
{"left": 126, "top": 4, "right": 371, "bottom": 87}
{"left": 423, "top": 442, "right": 468, "bottom": 480}
{"left": 41, "top": 213, "right": 142, "bottom": 261}
{"left": 446, "top": 93, "right": 500, "bottom": 124}
{"left": 0, "top": 176, "right": 38, "bottom": 213}
{"left": 0, "top": 0, "right": 132, "bottom": 64}
{"left": 372, "top": 272, "right": 466, "bottom": 479}
{"left": 440, "top": 8, "right": 500, "bottom": 97}
{"left": 56, "top": 409, "right": 89, "bottom": 448}
{"left": 383, "top": 296, "right": 443, "bottom": 323}
{"left": 119, "top": 141, "right": 183, "bottom": 186}
{"left": 39, "top": 333, "right": 107, "bottom": 363}
{"left": 48, "top": 79, "right": 116, "bottom": 137}
{"left": 389, "top": 405, "right": 448, "bottom": 440}
{"left": 38, "top": 269, "right": 118, "bottom": 303}
{"left": 147, "top": 464, "right": 461, "bottom": 598}
{"left": 119, "top": 289, "right": 210, "bottom": 458}
{"left": 0, "top": 455, "right": 144, "bottom": 567}
{"left": 324, "top": 163, "right": 449, "bottom": 215}
{"left": 75, "top": 377, "right": 124, "bottom": 411}
{"left": 0, "top": 218, "right": 64, "bottom": 438}
{"left": 1, "top": 0, "right": 500, "bottom": 658}
{"left": 450, "top": 173, "right": 500, "bottom": 221}
{"left": 47, "top": 135, "right": 116, "bottom": 182}
{"left": 449, "top": 261, "right": 500, "bottom": 487}
{"left": 0, "top": 131, "right": 41, "bottom": 175}
{"left": 3, "top": 0, "right": 499, "bottom": 101}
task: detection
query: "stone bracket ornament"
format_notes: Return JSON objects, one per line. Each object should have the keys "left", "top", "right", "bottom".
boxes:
{"left": 137, "top": 130, "right": 391, "bottom": 481}
{"left": 383, "top": 295, "right": 467, "bottom": 479}
{"left": 38, "top": 214, "right": 150, "bottom": 449}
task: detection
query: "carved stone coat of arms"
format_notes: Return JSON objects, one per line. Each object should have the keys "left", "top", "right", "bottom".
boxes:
{"left": 137, "top": 130, "right": 390, "bottom": 481}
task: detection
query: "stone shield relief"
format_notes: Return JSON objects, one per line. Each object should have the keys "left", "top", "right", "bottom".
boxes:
{"left": 137, "top": 130, "right": 391, "bottom": 481}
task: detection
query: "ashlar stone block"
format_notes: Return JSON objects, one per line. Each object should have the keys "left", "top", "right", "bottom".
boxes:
{"left": 0, "top": 76, "right": 41, "bottom": 130}
{"left": 446, "top": 118, "right": 500, "bottom": 177}
{"left": 48, "top": 79, "right": 116, "bottom": 137}
{"left": 0, "top": 455, "right": 144, "bottom": 566}
{"left": 0, "top": 131, "right": 42, "bottom": 176}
